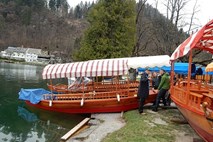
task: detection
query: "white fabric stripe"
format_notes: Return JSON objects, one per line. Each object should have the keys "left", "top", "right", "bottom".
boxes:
{"left": 77, "top": 62, "right": 84, "bottom": 77}
{"left": 61, "top": 63, "right": 70, "bottom": 78}
{"left": 65, "top": 63, "right": 73, "bottom": 78}
{"left": 183, "top": 31, "right": 199, "bottom": 55}
{"left": 42, "top": 64, "right": 51, "bottom": 79}
{"left": 69, "top": 62, "right": 77, "bottom": 78}
{"left": 46, "top": 64, "right": 55, "bottom": 79}
{"left": 51, "top": 64, "right": 60, "bottom": 79}
{"left": 56, "top": 64, "right": 64, "bottom": 79}
{"left": 92, "top": 60, "right": 98, "bottom": 77}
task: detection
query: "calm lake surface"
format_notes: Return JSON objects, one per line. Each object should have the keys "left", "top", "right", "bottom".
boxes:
{"left": 0, "top": 62, "right": 86, "bottom": 142}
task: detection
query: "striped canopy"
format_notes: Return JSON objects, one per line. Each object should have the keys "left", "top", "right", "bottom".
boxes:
{"left": 42, "top": 59, "right": 128, "bottom": 79}
{"left": 170, "top": 19, "right": 213, "bottom": 61}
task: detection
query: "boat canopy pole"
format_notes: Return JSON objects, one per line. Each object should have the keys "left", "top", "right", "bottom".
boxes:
{"left": 186, "top": 49, "right": 193, "bottom": 102}
{"left": 170, "top": 61, "right": 175, "bottom": 95}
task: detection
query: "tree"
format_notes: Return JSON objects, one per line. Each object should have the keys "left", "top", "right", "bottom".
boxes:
{"left": 73, "top": 0, "right": 136, "bottom": 61}
{"left": 49, "top": 0, "right": 56, "bottom": 11}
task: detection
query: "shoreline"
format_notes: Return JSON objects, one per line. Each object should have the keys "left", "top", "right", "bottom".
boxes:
{"left": 0, "top": 59, "right": 46, "bottom": 66}
{"left": 67, "top": 106, "right": 204, "bottom": 142}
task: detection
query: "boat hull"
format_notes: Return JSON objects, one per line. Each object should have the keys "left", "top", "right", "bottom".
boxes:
{"left": 26, "top": 93, "right": 157, "bottom": 114}
{"left": 172, "top": 99, "right": 213, "bottom": 142}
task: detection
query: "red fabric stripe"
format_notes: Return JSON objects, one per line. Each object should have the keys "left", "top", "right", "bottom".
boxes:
{"left": 44, "top": 65, "right": 51, "bottom": 79}
{"left": 96, "top": 61, "right": 100, "bottom": 77}
{"left": 101, "top": 60, "right": 105, "bottom": 76}
{"left": 79, "top": 62, "right": 84, "bottom": 77}
{"left": 75, "top": 62, "right": 80, "bottom": 77}
{"left": 49, "top": 65, "right": 56, "bottom": 79}
{"left": 59, "top": 64, "right": 65, "bottom": 78}
{"left": 124, "top": 60, "right": 127, "bottom": 75}
{"left": 85, "top": 61, "right": 90, "bottom": 77}
{"left": 112, "top": 60, "right": 114, "bottom": 76}
{"left": 106, "top": 60, "right": 110, "bottom": 76}
{"left": 64, "top": 63, "right": 70, "bottom": 78}
{"left": 69, "top": 63, "right": 75, "bottom": 78}
{"left": 117, "top": 60, "right": 120, "bottom": 76}
{"left": 54, "top": 64, "right": 60, "bottom": 79}
{"left": 90, "top": 61, "right": 94, "bottom": 77}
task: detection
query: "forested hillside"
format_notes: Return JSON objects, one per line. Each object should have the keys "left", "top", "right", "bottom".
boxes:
{"left": 0, "top": 0, "right": 92, "bottom": 61}
{"left": 0, "top": 0, "right": 211, "bottom": 64}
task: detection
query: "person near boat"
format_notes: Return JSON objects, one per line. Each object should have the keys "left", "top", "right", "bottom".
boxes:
{"left": 152, "top": 69, "right": 170, "bottom": 112}
{"left": 152, "top": 72, "right": 161, "bottom": 89}
{"left": 137, "top": 68, "right": 151, "bottom": 114}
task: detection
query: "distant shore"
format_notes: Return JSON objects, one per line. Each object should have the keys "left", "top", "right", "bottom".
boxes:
{"left": 0, "top": 58, "right": 46, "bottom": 66}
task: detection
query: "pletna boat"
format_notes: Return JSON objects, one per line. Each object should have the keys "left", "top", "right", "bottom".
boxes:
{"left": 19, "top": 56, "right": 170, "bottom": 114}
{"left": 170, "top": 19, "right": 213, "bottom": 142}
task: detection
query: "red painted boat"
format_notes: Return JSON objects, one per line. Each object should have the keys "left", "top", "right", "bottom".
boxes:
{"left": 170, "top": 19, "right": 213, "bottom": 142}
{"left": 21, "top": 56, "right": 170, "bottom": 114}
{"left": 25, "top": 89, "right": 157, "bottom": 114}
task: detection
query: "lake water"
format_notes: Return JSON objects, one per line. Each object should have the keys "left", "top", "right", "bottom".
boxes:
{"left": 0, "top": 62, "right": 86, "bottom": 142}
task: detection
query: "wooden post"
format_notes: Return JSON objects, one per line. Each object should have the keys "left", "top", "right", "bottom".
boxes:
{"left": 50, "top": 79, "right": 53, "bottom": 107}
{"left": 186, "top": 49, "right": 193, "bottom": 103}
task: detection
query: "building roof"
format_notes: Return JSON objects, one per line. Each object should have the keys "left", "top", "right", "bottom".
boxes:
{"left": 26, "top": 48, "right": 42, "bottom": 55}
{"left": 5, "top": 47, "right": 27, "bottom": 54}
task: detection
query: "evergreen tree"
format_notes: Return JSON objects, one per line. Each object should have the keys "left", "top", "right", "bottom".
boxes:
{"left": 74, "top": 0, "right": 136, "bottom": 61}
{"left": 49, "top": 0, "right": 56, "bottom": 11}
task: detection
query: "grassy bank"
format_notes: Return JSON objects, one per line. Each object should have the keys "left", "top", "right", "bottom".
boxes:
{"left": 102, "top": 109, "right": 202, "bottom": 142}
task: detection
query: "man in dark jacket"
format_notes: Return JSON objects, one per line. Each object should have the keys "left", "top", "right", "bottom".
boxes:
{"left": 137, "top": 68, "right": 151, "bottom": 114}
{"left": 152, "top": 69, "right": 170, "bottom": 112}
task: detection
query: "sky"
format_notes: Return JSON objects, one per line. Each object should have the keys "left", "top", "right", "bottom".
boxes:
{"left": 67, "top": 0, "right": 213, "bottom": 31}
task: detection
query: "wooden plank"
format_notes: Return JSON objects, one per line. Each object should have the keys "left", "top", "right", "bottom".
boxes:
{"left": 61, "top": 117, "right": 90, "bottom": 141}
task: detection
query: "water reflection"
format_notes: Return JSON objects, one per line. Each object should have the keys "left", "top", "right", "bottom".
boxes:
{"left": 17, "top": 106, "right": 38, "bottom": 122}
{"left": 0, "top": 62, "right": 87, "bottom": 142}
{"left": 0, "top": 62, "right": 43, "bottom": 83}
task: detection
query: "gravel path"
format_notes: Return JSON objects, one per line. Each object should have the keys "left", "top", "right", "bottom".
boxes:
{"left": 68, "top": 113, "right": 125, "bottom": 142}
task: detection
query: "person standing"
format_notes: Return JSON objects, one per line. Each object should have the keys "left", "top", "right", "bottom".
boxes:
{"left": 152, "top": 69, "right": 170, "bottom": 112}
{"left": 137, "top": 68, "right": 151, "bottom": 114}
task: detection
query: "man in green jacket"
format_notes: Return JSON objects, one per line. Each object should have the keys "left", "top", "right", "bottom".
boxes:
{"left": 152, "top": 69, "right": 170, "bottom": 112}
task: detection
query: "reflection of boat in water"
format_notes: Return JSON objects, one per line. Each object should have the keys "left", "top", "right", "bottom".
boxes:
{"left": 20, "top": 56, "right": 170, "bottom": 114}
{"left": 17, "top": 105, "right": 86, "bottom": 142}
{"left": 0, "top": 62, "right": 42, "bottom": 82}
{"left": 17, "top": 106, "right": 38, "bottom": 122}
{"left": 170, "top": 19, "right": 213, "bottom": 142}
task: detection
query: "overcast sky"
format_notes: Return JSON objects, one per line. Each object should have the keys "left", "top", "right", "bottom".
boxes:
{"left": 67, "top": 0, "right": 213, "bottom": 30}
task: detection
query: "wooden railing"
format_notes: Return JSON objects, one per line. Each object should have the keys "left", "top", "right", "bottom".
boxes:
{"left": 43, "top": 89, "right": 136, "bottom": 101}
{"left": 172, "top": 86, "right": 187, "bottom": 105}
{"left": 189, "top": 92, "right": 203, "bottom": 110}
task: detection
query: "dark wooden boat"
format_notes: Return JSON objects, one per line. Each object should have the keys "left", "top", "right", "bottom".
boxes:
{"left": 170, "top": 19, "right": 213, "bottom": 142}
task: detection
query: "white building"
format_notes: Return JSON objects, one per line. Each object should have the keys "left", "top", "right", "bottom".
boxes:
{"left": 0, "top": 46, "right": 52, "bottom": 64}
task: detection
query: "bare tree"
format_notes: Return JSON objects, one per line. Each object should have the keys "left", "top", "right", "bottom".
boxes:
{"left": 132, "top": 0, "right": 147, "bottom": 56}
{"left": 187, "top": 0, "right": 199, "bottom": 34}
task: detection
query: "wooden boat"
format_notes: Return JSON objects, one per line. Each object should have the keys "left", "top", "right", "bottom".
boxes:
{"left": 170, "top": 19, "right": 213, "bottom": 142}
{"left": 25, "top": 89, "right": 157, "bottom": 114}
{"left": 20, "top": 56, "right": 170, "bottom": 114}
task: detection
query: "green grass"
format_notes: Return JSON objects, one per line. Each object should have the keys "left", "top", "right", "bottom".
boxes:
{"left": 102, "top": 109, "right": 195, "bottom": 142}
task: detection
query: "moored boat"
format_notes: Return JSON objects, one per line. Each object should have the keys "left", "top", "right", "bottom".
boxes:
{"left": 19, "top": 56, "right": 170, "bottom": 114}
{"left": 170, "top": 19, "right": 213, "bottom": 142}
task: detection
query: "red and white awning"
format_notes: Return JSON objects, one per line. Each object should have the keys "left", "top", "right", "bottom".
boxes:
{"left": 171, "top": 19, "right": 213, "bottom": 61}
{"left": 42, "top": 59, "right": 128, "bottom": 79}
